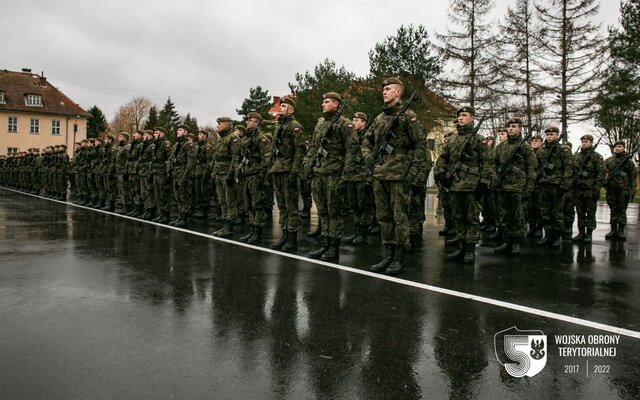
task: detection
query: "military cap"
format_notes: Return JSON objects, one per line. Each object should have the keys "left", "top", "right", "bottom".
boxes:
{"left": 153, "top": 127, "right": 167, "bottom": 134}
{"left": 118, "top": 132, "right": 130, "bottom": 139}
{"left": 177, "top": 124, "right": 190, "bottom": 131}
{"left": 381, "top": 77, "right": 403, "bottom": 87}
{"left": 353, "top": 112, "right": 367, "bottom": 121}
{"left": 95, "top": 137, "right": 103, "bottom": 143}
{"left": 485, "top": 135, "right": 495, "bottom": 142}
{"left": 507, "top": 116, "right": 523, "bottom": 125}
{"left": 544, "top": 125, "right": 560, "bottom": 134}
{"left": 198, "top": 129, "right": 210, "bottom": 136}
{"left": 580, "top": 134, "right": 594, "bottom": 142}
{"left": 477, "top": 135, "right": 486, "bottom": 142}
{"left": 532, "top": 135, "right": 544, "bottom": 141}
{"left": 60, "top": 144, "right": 67, "bottom": 149}
{"left": 144, "top": 129, "right": 154, "bottom": 135}
{"left": 88, "top": 138, "right": 96, "bottom": 143}
{"left": 186, "top": 132, "right": 195, "bottom": 140}
{"left": 234, "top": 125, "right": 247, "bottom": 133}
{"left": 280, "top": 96, "right": 297, "bottom": 108}
{"left": 216, "top": 117, "right": 232, "bottom": 123}
{"left": 614, "top": 140, "right": 626, "bottom": 147}
{"left": 496, "top": 127, "right": 508, "bottom": 134}
{"left": 322, "top": 92, "right": 342, "bottom": 102}
{"left": 133, "top": 129, "right": 144, "bottom": 135}
{"left": 106, "top": 133, "right": 116, "bottom": 141}
{"left": 457, "top": 106, "right": 475, "bottom": 116}
{"left": 246, "top": 112, "right": 263, "bottom": 121}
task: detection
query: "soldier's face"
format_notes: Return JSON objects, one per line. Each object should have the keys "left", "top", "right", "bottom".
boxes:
{"left": 353, "top": 117, "right": 366, "bottom": 131}
{"left": 507, "top": 123, "right": 521, "bottom": 136}
{"left": 382, "top": 84, "right": 401, "bottom": 105}
{"left": 198, "top": 133, "right": 207, "bottom": 142}
{"left": 546, "top": 132, "right": 558, "bottom": 142}
{"left": 498, "top": 132, "right": 507, "bottom": 143}
{"left": 458, "top": 112, "right": 474, "bottom": 127}
{"left": 217, "top": 121, "right": 231, "bottom": 132}
{"left": 614, "top": 144, "right": 625, "bottom": 153}
{"left": 247, "top": 118, "right": 259, "bottom": 129}
{"left": 322, "top": 99, "right": 339, "bottom": 113}
{"left": 279, "top": 103, "right": 293, "bottom": 116}
{"left": 531, "top": 139, "right": 542, "bottom": 149}
{"left": 580, "top": 139, "right": 592, "bottom": 149}
{"left": 177, "top": 128, "right": 186, "bottom": 137}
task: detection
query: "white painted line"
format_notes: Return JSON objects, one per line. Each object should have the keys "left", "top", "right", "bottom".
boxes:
{"left": 4, "top": 187, "right": 640, "bottom": 340}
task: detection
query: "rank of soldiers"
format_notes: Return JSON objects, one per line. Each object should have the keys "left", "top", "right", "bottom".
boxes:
{"left": 1, "top": 78, "right": 637, "bottom": 275}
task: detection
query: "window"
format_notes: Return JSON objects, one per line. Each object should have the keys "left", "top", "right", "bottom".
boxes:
{"left": 8, "top": 116, "right": 18, "bottom": 133}
{"left": 0, "top": 91, "right": 5, "bottom": 104}
{"left": 30, "top": 118, "right": 39, "bottom": 134}
{"left": 51, "top": 120, "right": 61, "bottom": 135}
{"left": 7, "top": 147, "right": 18, "bottom": 154}
{"left": 25, "top": 94, "right": 42, "bottom": 107}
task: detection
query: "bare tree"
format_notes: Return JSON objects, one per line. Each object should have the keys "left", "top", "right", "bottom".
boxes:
{"left": 109, "top": 97, "right": 154, "bottom": 133}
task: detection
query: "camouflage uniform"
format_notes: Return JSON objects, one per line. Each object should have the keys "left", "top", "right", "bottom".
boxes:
{"left": 169, "top": 135, "right": 196, "bottom": 224}
{"left": 604, "top": 150, "right": 637, "bottom": 239}
{"left": 127, "top": 138, "right": 144, "bottom": 215}
{"left": 151, "top": 136, "right": 173, "bottom": 223}
{"left": 211, "top": 127, "right": 240, "bottom": 234}
{"left": 139, "top": 137, "right": 156, "bottom": 219}
{"left": 116, "top": 138, "right": 131, "bottom": 213}
{"left": 571, "top": 144, "right": 605, "bottom": 241}
{"left": 193, "top": 137, "right": 214, "bottom": 218}
{"left": 104, "top": 139, "right": 118, "bottom": 211}
{"left": 407, "top": 145, "right": 433, "bottom": 249}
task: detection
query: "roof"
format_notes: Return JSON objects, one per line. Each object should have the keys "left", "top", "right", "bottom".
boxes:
{"left": 0, "top": 69, "right": 90, "bottom": 117}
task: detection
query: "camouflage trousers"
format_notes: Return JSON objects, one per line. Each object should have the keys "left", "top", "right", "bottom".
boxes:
{"left": 153, "top": 174, "right": 172, "bottom": 213}
{"left": 538, "top": 183, "right": 566, "bottom": 233}
{"left": 140, "top": 175, "right": 154, "bottom": 209}
{"left": 345, "top": 181, "right": 374, "bottom": 227}
{"left": 95, "top": 173, "right": 105, "bottom": 200}
{"left": 526, "top": 188, "right": 542, "bottom": 229}
{"left": 573, "top": 189, "right": 599, "bottom": 230}
{"left": 299, "top": 177, "right": 312, "bottom": 214}
{"left": 408, "top": 184, "right": 427, "bottom": 235}
{"left": 564, "top": 191, "right": 575, "bottom": 227}
{"left": 56, "top": 171, "right": 67, "bottom": 196}
{"left": 117, "top": 175, "right": 131, "bottom": 208}
{"left": 606, "top": 189, "right": 631, "bottom": 225}
{"left": 172, "top": 171, "right": 192, "bottom": 214}
{"left": 311, "top": 174, "right": 344, "bottom": 238}
{"left": 243, "top": 174, "right": 267, "bottom": 226}
{"left": 373, "top": 179, "right": 410, "bottom": 246}
{"left": 481, "top": 190, "right": 497, "bottom": 227}
{"left": 438, "top": 186, "right": 453, "bottom": 227}
{"left": 272, "top": 172, "right": 301, "bottom": 233}
{"left": 214, "top": 174, "right": 238, "bottom": 221}
{"left": 105, "top": 174, "right": 117, "bottom": 203}
{"left": 450, "top": 191, "right": 481, "bottom": 244}
{"left": 235, "top": 177, "right": 246, "bottom": 216}
{"left": 128, "top": 174, "right": 142, "bottom": 206}
{"left": 497, "top": 191, "right": 526, "bottom": 240}
{"left": 193, "top": 174, "right": 212, "bottom": 210}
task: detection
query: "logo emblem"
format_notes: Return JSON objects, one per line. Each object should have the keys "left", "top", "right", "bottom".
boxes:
{"left": 494, "top": 326, "right": 547, "bottom": 377}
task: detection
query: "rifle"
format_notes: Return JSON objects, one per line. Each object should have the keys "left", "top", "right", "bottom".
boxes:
{"left": 167, "top": 141, "right": 182, "bottom": 178}
{"left": 445, "top": 116, "right": 485, "bottom": 186}
{"left": 534, "top": 130, "right": 569, "bottom": 183}
{"left": 604, "top": 145, "right": 639, "bottom": 186}
{"left": 570, "top": 136, "right": 603, "bottom": 188}
{"left": 307, "top": 100, "right": 347, "bottom": 172}
{"left": 270, "top": 115, "right": 287, "bottom": 163}
{"left": 494, "top": 131, "right": 533, "bottom": 190}
{"left": 238, "top": 139, "right": 252, "bottom": 178}
{"left": 369, "top": 91, "right": 418, "bottom": 166}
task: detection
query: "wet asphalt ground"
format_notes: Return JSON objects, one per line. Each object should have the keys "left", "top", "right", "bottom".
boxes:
{"left": 1, "top": 187, "right": 639, "bottom": 400}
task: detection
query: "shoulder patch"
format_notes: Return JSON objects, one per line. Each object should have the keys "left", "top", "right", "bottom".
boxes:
{"left": 261, "top": 138, "right": 267, "bottom": 142}
{"left": 294, "top": 127, "right": 300, "bottom": 133}
{"left": 410, "top": 117, "right": 417, "bottom": 123}
{"left": 347, "top": 124, "right": 353, "bottom": 128}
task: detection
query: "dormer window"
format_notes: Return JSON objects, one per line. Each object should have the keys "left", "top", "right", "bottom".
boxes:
{"left": 25, "top": 94, "right": 42, "bottom": 107}
{"left": 0, "top": 91, "right": 6, "bottom": 104}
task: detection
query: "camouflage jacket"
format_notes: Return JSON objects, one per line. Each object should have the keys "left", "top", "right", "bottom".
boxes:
{"left": 572, "top": 147, "right": 605, "bottom": 191}
{"left": 605, "top": 152, "right": 638, "bottom": 192}
{"left": 342, "top": 127, "right": 370, "bottom": 183}
{"left": 304, "top": 112, "right": 357, "bottom": 176}
{"left": 536, "top": 141, "right": 573, "bottom": 188}
{"left": 269, "top": 115, "right": 306, "bottom": 174}
{"left": 361, "top": 101, "right": 428, "bottom": 182}
{"left": 238, "top": 127, "right": 271, "bottom": 178}
{"left": 127, "top": 140, "right": 143, "bottom": 176}
{"left": 139, "top": 141, "right": 155, "bottom": 177}
{"left": 493, "top": 135, "right": 537, "bottom": 193}
{"left": 434, "top": 123, "right": 493, "bottom": 191}
{"left": 170, "top": 137, "right": 196, "bottom": 177}
{"left": 211, "top": 130, "right": 240, "bottom": 177}
{"left": 116, "top": 142, "right": 130, "bottom": 175}
{"left": 194, "top": 141, "right": 214, "bottom": 177}
{"left": 106, "top": 144, "right": 118, "bottom": 176}
{"left": 151, "top": 139, "right": 172, "bottom": 175}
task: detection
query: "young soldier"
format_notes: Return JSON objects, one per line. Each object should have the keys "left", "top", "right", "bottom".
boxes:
{"left": 526, "top": 135, "right": 544, "bottom": 237}
{"left": 115, "top": 132, "right": 131, "bottom": 214}
{"left": 210, "top": 117, "right": 240, "bottom": 237}
{"left": 571, "top": 134, "right": 605, "bottom": 242}
{"left": 193, "top": 129, "right": 214, "bottom": 219}
{"left": 302, "top": 92, "right": 357, "bottom": 261}
{"left": 169, "top": 125, "right": 196, "bottom": 227}
{"left": 139, "top": 130, "right": 156, "bottom": 220}
{"left": 127, "top": 130, "right": 144, "bottom": 217}
{"left": 269, "top": 97, "right": 306, "bottom": 252}
{"left": 435, "top": 107, "right": 492, "bottom": 263}
{"left": 492, "top": 117, "right": 537, "bottom": 255}
{"left": 362, "top": 78, "right": 428, "bottom": 274}
{"left": 604, "top": 141, "right": 637, "bottom": 240}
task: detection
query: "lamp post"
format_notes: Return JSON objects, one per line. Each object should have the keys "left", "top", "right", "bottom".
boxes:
{"left": 73, "top": 115, "right": 79, "bottom": 145}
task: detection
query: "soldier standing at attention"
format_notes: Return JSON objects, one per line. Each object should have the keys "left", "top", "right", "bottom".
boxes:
{"left": 269, "top": 97, "right": 306, "bottom": 252}
{"left": 492, "top": 117, "right": 536, "bottom": 255}
{"left": 342, "top": 112, "right": 375, "bottom": 246}
{"left": 102, "top": 134, "right": 118, "bottom": 212}
{"left": 434, "top": 106, "right": 492, "bottom": 263}
{"left": 535, "top": 126, "right": 573, "bottom": 248}
{"left": 571, "top": 134, "right": 605, "bottom": 242}
{"left": 127, "top": 130, "right": 144, "bottom": 217}
{"left": 526, "top": 135, "right": 544, "bottom": 237}
{"left": 115, "top": 132, "right": 131, "bottom": 214}
{"left": 237, "top": 112, "right": 272, "bottom": 244}
{"left": 301, "top": 92, "right": 357, "bottom": 261}
{"left": 193, "top": 129, "right": 214, "bottom": 220}
{"left": 362, "top": 78, "right": 428, "bottom": 275}
{"left": 150, "top": 127, "right": 173, "bottom": 223}
{"left": 169, "top": 124, "right": 196, "bottom": 227}
{"left": 604, "top": 141, "right": 637, "bottom": 240}
{"left": 210, "top": 117, "right": 240, "bottom": 238}
{"left": 139, "top": 130, "right": 156, "bottom": 220}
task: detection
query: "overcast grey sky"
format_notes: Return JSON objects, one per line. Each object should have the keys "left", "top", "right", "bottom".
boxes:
{"left": 3, "top": 0, "right": 619, "bottom": 128}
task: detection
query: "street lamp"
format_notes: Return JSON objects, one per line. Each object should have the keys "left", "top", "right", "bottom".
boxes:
{"left": 73, "top": 115, "right": 79, "bottom": 145}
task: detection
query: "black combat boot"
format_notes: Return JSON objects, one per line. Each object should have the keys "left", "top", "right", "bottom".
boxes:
{"left": 213, "top": 221, "right": 233, "bottom": 238}
{"left": 583, "top": 228, "right": 593, "bottom": 243}
{"left": 368, "top": 223, "right": 380, "bottom": 235}
{"left": 551, "top": 231, "right": 561, "bottom": 248}
{"left": 247, "top": 226, "right": 263, "bottom": 244}
{"left": 370, "top": 245, "right": 395, "bottom": 273}
{"left": 172, "top": 213, "right": 189, "bottom": 228}
{"left": 572, "top": 227, "right": 585, "bottom": 242}
{"left": 510, "top": 240, "right": 521, "bottom": 255}
{"left": 618, "top": 224, "right": 626, "bottom": 241}
{"left": 307, "top": 223, "right": 322, "bottom": 238}
{"left": 605, "top": 224, "right": 617, "bottom": 240}
{"left": 445, "top": 235, "right": 462, "bottom": 246}
{"left": 536, "top": 230, "right": 552, "bottom": 247}
{"left": 142, "top": 208, "right": 155, "bottom": 221}
{"left": 385, "top": 246, "right": 405, "bottom": 275}
{"left": 192, "top": 207, "right": 205, "bottom": 219}
{"left": 320, "top": 238, "right": 340, "bottom": 261}
{"left": 281, "top": 231, "right": 298, "bottom": 252}
{"left": 309, "top": 237, "right": 330, "bottom": 259}
{"left": 239, "top": 226, "right": 255, "bottom": 242}
{"left": 488, "top": 230, "right": 501, "bottom": 241}
{"left": 562, "top": 226, "right": 573, "bottom": 242}
{"left": 463, "top": 242, "right": 476, "bottom": 263}
{"left": 446, "top": 242, "right": 465, "bottom": 261}
{"left": 270, "top": 231, "right": 289, "bottom": 250}
{"left": 351, "top": 224, "right": 368, "bottom": 245}
{"left": 343, "top": 230, "right": 358, "bottom": 244}
{"left": 406, "top": 233, "right": 418, "bottom": 253}
{"left": 159, "top": 211, "right": 171, "bottom": 224}
{"left": 494, "top": 241, "right": 511, "bottom": 254}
